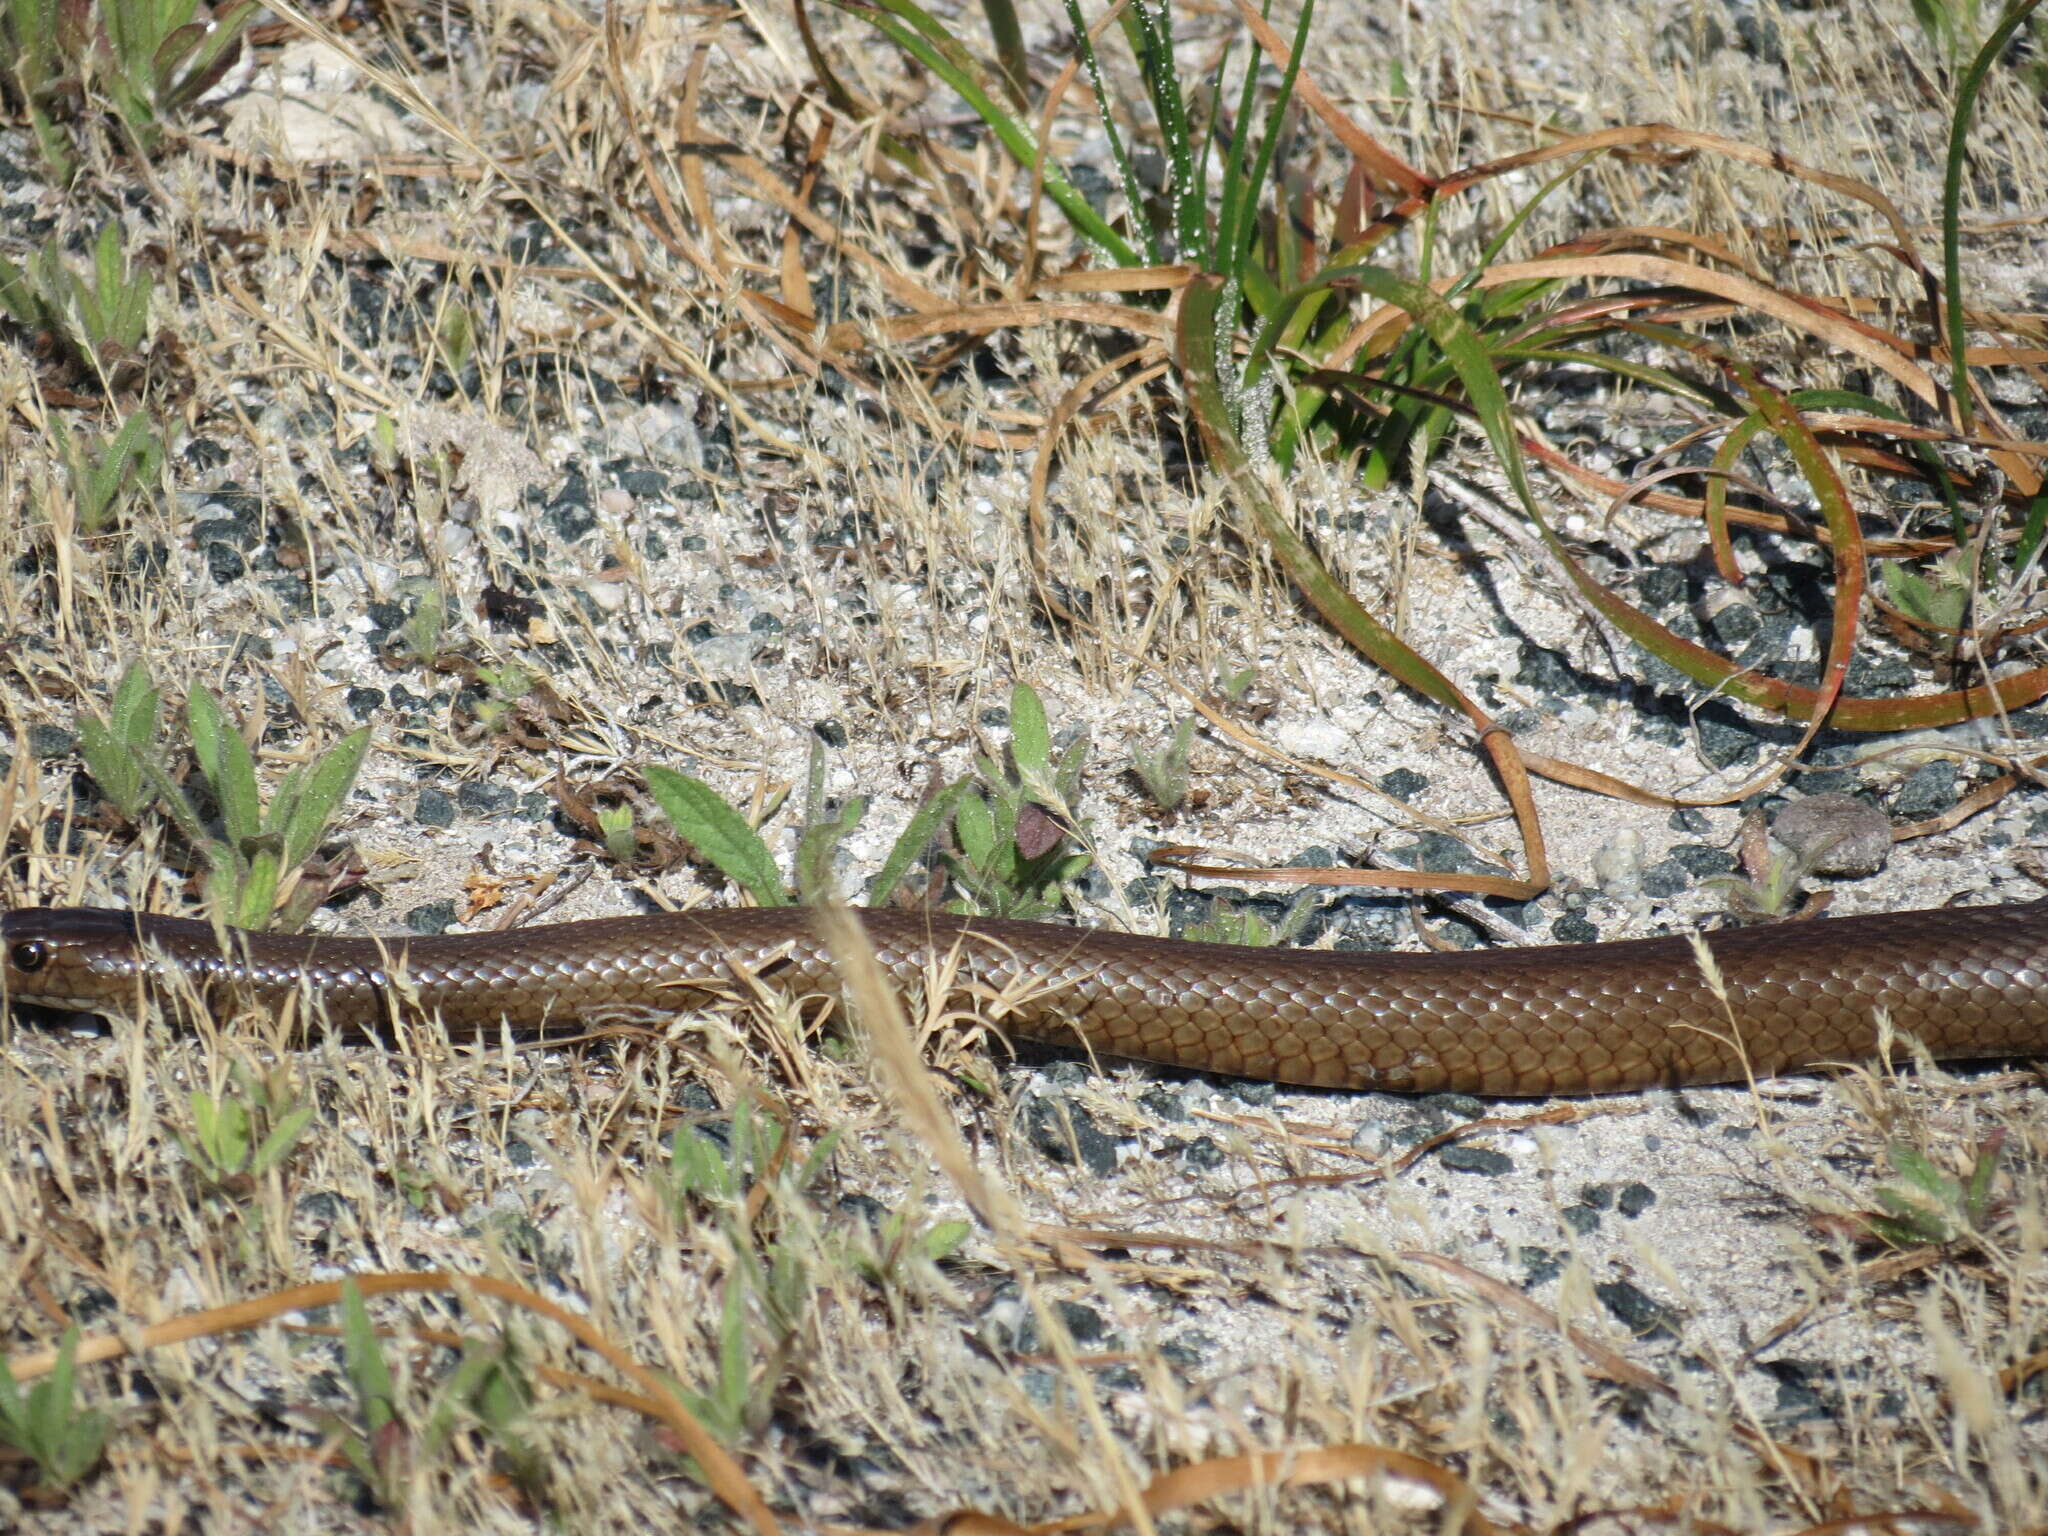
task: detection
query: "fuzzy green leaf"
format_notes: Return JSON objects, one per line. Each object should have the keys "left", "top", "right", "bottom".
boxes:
{"left": 644, "top": 764, "right": 790, "bottom": 906}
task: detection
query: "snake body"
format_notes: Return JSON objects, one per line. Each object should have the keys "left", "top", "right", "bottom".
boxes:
{"left": 4, "top": 902, "right": 2047, "bottom": 1094}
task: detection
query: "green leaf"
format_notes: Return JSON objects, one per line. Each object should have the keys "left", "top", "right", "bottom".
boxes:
{"left": 340, "top": 1279, "right": 397, "bottom": 1436}
{"left": 277, "top": 726, "right": 370, "bottom": 871}
{"left": 644, "top": 764, "right": 790, "bottom": 906}
{"left": 1889, "top": 1144, "right": 1954, "bottom": 1201}
{"left": 248, "top": 1103, "right": 312, "bottom": 1177}
{"left": 137, "top": 750, "right": 210, "bottom": 847}
{"left": 77, "top": 717, "right": 143, "bottom": 818}
{"left": 670, "top": 1123, "right": 738, "bottom": 1203}
{"left": 869, "top": 778, "right": 972, "bottom": 906}
{"left": 1963, "top": 1134, "right": 2003, "bottom": 1225}
{"left": 953, "top": 791, "right": 995, "bottom": 867}
{"left": 186, "top": 687, "right": 261, "bottom": 848}
{"left": 1008, "top": 682, "right": 1052, "bottom": 781}
{"left": 923, "top": 1218, "right": 971, "bottom": 1261}
{"left": 232, "top": 845, "right": 281, "bottom": 929}
{"left": 108, "top": 661, "right": 160, "bottom": 748}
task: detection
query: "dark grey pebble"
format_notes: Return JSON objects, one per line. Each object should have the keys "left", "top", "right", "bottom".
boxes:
{"left": 27, "top": 723, "right": 76, "bottom": 758}
{"left": 1439, "top": 1145, "right": 1514, "bottom": 1176}
{"left": 1024, "top": 1096, "right": 1120, "bottom": 1176}
{"left": 405, "top": 900, "right": 458, "bottom": 935}
{"left": 1595, "top": 1279, "right": 1679, "bottom": 1340}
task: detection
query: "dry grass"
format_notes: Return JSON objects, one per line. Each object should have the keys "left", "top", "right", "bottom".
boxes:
{"left": 4, "top": 0, "right": 2048, "bottom": 1528}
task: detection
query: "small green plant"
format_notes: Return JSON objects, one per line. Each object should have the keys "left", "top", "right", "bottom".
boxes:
{"left": 174, "top": 1061, "right": 313, "bottom": 1186}
{"left": 73, "top": 658, "right": 159, "bottom": 819}
{"left": 1865, "top": 1133, "right": 2005, "bottom": 1248}
{"left": 1184, "top": 890, "right": 1315, "bottom": 948}
{"left": 659, "top": 1101, "right": 836, "bottom": 1442}
{"left": 664, "top": 1098, "right": 839, "bottom": 1213}
{"left": 75, "top": 661, "right": 372, "bottom": 929}
{"left": 1130, "top": 716, "right": 1196, "bottom": 812}
{"left": 394, "top": 583, "right": 448, "bottom": 663}
{"left": 941, "top": 683, "right": 1092, "bottom": 920}
{"left": 0, "top": 1325, "right": 111, "bottom": 1491}
{"left": 596, "top": 802, "right": 638, "bottom": 864}
{"left": 841, "top": 1207, "right": 971, "bottom": 1287}
{"left": 468, "top": 660, "right": 535, "bottom": 734}
{"left": 95, "top": 0, "right": 258, "bottom": 152}
{"left": 646, "top": 738, "right": 970, "bottom": 909}
{"left": 433, "top": 301, "right": 476, "bottom": 380}
{"left": 334, "top": 1280, "right": 399, "bottom": 1491}
{"left": 324, "top": 1282, "right": 543, "bottom": 1506}
{"left": 1877, "top": 549, "right": 1973, "bottom": 633}
{"left": 52, "top": 409, "right": 162, "bottom": 533}
{"left": 0, "top": 224, "right": 152, "bottom": 382}
{"left": 1214, "top": 665, "right": 1258, "bottom": 704}
{"left": 0, "top": 0, "right": 87, "bottom": 175}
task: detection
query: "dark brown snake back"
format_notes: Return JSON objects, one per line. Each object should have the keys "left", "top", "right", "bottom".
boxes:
{"left": 5, "top": 902, "right": 2048, "bottom": 1094}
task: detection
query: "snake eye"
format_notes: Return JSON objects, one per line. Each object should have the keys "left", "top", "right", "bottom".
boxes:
{"left": 10, "top": 939, "right": 50, "bottom": 974}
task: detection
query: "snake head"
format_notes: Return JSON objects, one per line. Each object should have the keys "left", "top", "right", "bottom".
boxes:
{"left": 1, "top": 906, "right": 148, "bottom": 1011}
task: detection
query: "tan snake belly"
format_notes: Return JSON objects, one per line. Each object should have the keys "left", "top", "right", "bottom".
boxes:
{"left": 4, "top": 902, "right": 2047, "bottom": 1094}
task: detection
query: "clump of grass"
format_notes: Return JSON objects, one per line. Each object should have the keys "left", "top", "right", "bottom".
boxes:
{"left": 0, "top": 224, "right": 153, "bottom": 387}
{"left": 49, "top": 409, "right": 162, "bottom": 533}
{"left": 1866, "top": 1132, "right": 2007, "bottom": 1249}
{"left": 174, "top": 1061, "right": 314, "bottom": 1191}
{"left": 324, "top": 1279, "right": 543, "bottom": 1509}
{"left": 1129, "top": 716, "right": 1196, "bottom": 812}
{"left": 75, "top": 661, "right": 370, "bottom": 929}
{"left": 0, "top": 1327, "right": 109, "bottom": 1494}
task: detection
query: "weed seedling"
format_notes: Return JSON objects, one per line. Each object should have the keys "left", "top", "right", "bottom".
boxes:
{"left": 0, "top": 1326, "right": 111, "bottom": 1493}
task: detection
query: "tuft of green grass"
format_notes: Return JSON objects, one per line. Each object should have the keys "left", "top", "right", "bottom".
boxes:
{"left": 1130, "top": 716, "right": 1196, "bottom": 813}
{"left": 75, "top": 661, "right": 371, "bottom": 929}
{"left": 174, "top": 1061, "right": 314, "bottom": 1189}
{"left": 1866, "top": 1133, "right": 2006, "bottom": 1249}
{"left": 1184, "top": 889, "right": 1315, "bottom": 948}
{"left": 0, "top": 224, "right": 153, "bottom": 385}
{"left": 0, "top": 1326, "right": 110, "bottom": 1492}
{"left": 322, "top": 1280, "right": 545, "bottom": 1508}
{"left": 51, "top": 409, "right": 162, "bottom": 534}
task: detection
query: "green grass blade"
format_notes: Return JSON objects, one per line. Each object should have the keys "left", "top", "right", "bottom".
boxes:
{"left": 1061, "top": 0, "right": 1157, "bottom": 263}
{"left": 1941, "top": 0, "right": 2041, "bottom": 434}
{"left": 340, "top": 1280, "right": 397, "bottom": 1436}
{"left": 976, "top": 0, "right": 1026, "bottom": 105}
{"left": 844, "top": 2, "right": 1141, "bottom": 264}
{"left": 1219, "top": 0, "right": 1313, "bottom": 278}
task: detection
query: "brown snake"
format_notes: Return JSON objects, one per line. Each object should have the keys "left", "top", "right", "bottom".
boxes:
{"left": 4, "top": 901, "right": 2047, "bottom": 1095}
